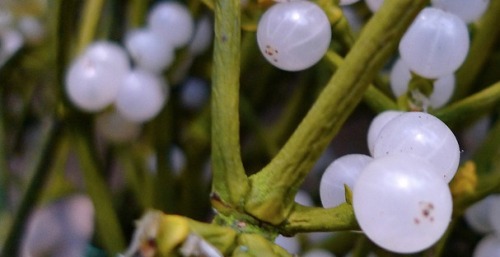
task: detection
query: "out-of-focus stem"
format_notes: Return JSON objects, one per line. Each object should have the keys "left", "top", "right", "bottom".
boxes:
{"left": 76, "top": 0, "right": 105, "bottom": 54}
{"left": 72, "top": 126, "right": 126, "bottom": 254}
{"left": 454, "top": 0, "right": 500, "bottom": 99}
{"left": 1, "top": 121, "right": 62, "bottom": 257}
{"left": 433, "top": 81, "right": 500, "bottom": 127}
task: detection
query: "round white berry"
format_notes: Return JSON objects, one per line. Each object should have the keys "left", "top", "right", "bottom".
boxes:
{"left": 431, "top": 0, "right": 490, "bottom": 23}
{"left": 256, "top": 1, "right": 331, "bottom": 71}
{"left": 473, "top": 234, "right": 500, "bottom": 257}
{"left": 464, "top": 196, "right": 495, "bottom": 234}
{"left": 125, "top": 28, "right": 175, "bottom": 73}
{"left": 320, "top": 154, "right": 373, "bottom": 208}
{"left": 366, "top": 110, "right": 403, "bottom": 156}
{"left": 17, "top": 16, "right": 45, "bottom": 44}
{"left": 390, "top": 58, "right": 455, "bottom": 109}
{"left": 115, "top": 69, "right": 168, "bottom": 122}
{"left": 148, "top": 2, "right": 194, "bottom": 48}
{"left": 65, "top": 42, "right": 130, "bottom": 112}
{"left": 488, "top": 195, "right": 500, "bottom": 234}
{"left": 365, "top": 0, "right": 383, "bottom": 12}
{"left": 188, "top": 14, "right": 213, "bottom": 55}
{"left": 295, "top": 190, "right": 314, "bottom": 207}
{"left": 373, "top": 112, "right": 460, "bottom": 182}
{"left": 353, "top": 154, "right": 452, "bottom": 254}
{"left": 399, "top": 7, "right": 470, "bottom": 79}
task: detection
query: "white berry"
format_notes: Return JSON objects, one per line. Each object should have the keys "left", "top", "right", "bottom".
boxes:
{"left": 473, "top": 234, "right": 500, "bottom": 257}
{"left": 65, "top": 41, "right": 130, "bottom": 112}
{"left": 320, "top": 154, "right": 373, "bottom": 208}
{"left": 464, "top": 196, "right": 495, "bottom": 234}
{"left": 353, "top": 154, "right": 452, "bottom": 253}
{"left": 125, "top": 28, "right": 175, "bottom": 73}
{"left": 399, "top": 7, "right": 470, "bottom": 79}
{"left": 256, "top": 1, "right": 331, "bottom": 71}
{"left": 373, "top": 112, "right": 460, "bottom": 182}
{"left": 366, "top": 110, "right": 403, "bottom": 156}
{"left": 115, "top": 69, "right": 168, "bottom": 122}
{"left": 431, "top": 0, "right": 490, "bottom": 23}
{"left": 365, "top": 0, "right": 383, "bottom": 12}
{"left": 148, "top": 2, "right": 194, "bottom": 48}
{"left": 189, "top": 14, "right": 213, "bottom": 55}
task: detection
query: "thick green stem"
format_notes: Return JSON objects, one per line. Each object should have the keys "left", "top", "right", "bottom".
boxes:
{"left": 244, "top": 0, "right": 427, "bottom": 225}
{"left": 280, "top": 204, "right": 358, "bottom": 235}
{"left": 1, "top": 121, "right": 62, "bottom": 257}
{"left": 433, "top": 81, "right": 500, "bottom": 127}
{"left": 76, "top": 0, "right": 105, "bottom": 54}
{"left": 211, "top": 0, "right": 249, "bottom": 209}
{"left": 325, "top": 50, "right": 398, "bottom": 112}
{"left": 72, "top": 126, "right": 126, "bottom": 254}
{"left": 453, "top": 0, "right": 500, "bottom": 99}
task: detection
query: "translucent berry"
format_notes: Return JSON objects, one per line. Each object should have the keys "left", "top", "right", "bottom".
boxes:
{"left": 115, "top": 69, "right": 168, "bottom": 122}
{"left": 353, "top": 154, "right": 452, "bottom": 253}
{"left": 256, "top": 1, "right": 331, "bottom": 71}
{"left": 148, "top": 2, "right": 194, "bottom": 48}
{"left": 373, "top": 112, "right": 460, "bottom": 182}
{"left": 399, "top": 7, "right": 469, "bottom": 79}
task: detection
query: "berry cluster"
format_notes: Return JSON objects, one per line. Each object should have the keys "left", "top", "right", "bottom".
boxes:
{"left": 0, "top": 8, "right": 45, "bottom": 67}
{"left": 465, "top": 195, "right": 500, "bottom": 256}
{"left": 64, "top": 2, "right": 212, "bottom": 142}
{"left": 320, "top": 111, "right": 460, "bottom": 253}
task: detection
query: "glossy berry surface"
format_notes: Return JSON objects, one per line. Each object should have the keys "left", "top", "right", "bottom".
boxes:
{"left": 373, "top": 112, "right": 460, "bottom": 182}
{"left": 65, "top": 42, "right": 129, "bottom": 112}
{"left": 320, "top": 154, "right": 373, "bottom": 208}
{"left": 473, "top": 234, "right": 500, "bottom": 257}
{"left": 257, "top": 1, "right": 331, "bottom": 71}
{"left": 115, "top": 69, "right": 168, "bottom": 122}
{"left": 148, "top": 2, "right": 194, "bottom": 48}
{"left": 431, "top": 0, "right": 490, "bottom": 23}
{"left": 366, "top": 110, "right": 403, "bottom": 156}
{"left": 125, "top": 28, "right": 174, "bottom": 73}
{"left": 353, "top": 154, "right": 452, "bottom": 253}
{"left": 399, "top": 7, "right": 469, "bottom": 79}
{"left": 365, "top": 0, "right": 383, "bottom": 12}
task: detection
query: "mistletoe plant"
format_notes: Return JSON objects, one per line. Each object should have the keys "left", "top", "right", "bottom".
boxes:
{"left": 0, "top": 0, "right": 499, "bottom": 256}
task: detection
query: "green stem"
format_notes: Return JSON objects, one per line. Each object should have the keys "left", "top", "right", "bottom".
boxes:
{"left": 211, "top": 0, "right": 249, "bottom": 210}
{"left": 453, "top": 0, "right": 500, "bottom": 99}
{"left": 76, "top": 0, "right": 105, "bottom": 54}
{"left": 432, "top": 81, "right": 500, "bottom": 127}
{"left": 1, "top": 121, "right": 62, "bottom": 257}
{"left": 244, "top": 0, "right": 427, "bottom": 225}
{"left": 72, "top": 124, "right": 126, "bottom": 254}
{"left": 280, "top": 204, "right": 358, "bottom": 235}
{"left": 324, "top": 50, "right": 398, "bottom": 112}
{"left": 128, "top": 0, "right": 150, "bottom": 28}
